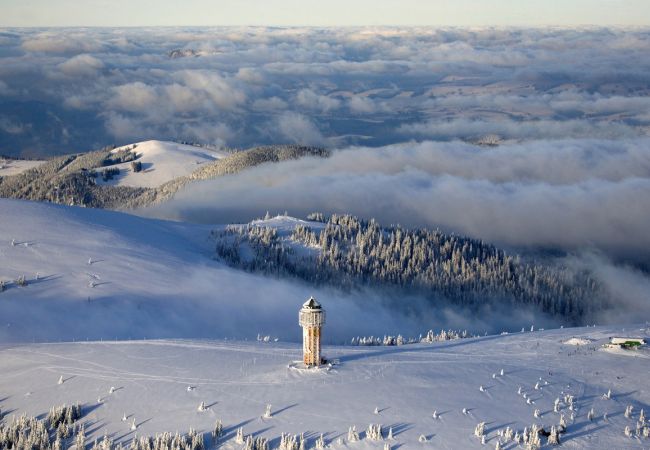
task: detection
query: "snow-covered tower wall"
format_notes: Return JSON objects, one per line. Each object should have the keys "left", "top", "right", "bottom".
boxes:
{"left": 299, "top": 297, "right": 326, "bottom": 366}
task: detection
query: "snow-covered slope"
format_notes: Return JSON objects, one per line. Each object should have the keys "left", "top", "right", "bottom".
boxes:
{"left": 1, "top": 325, "right": 648, "bottom": 449}
{"left": 249, "top": 215, "right": 325, "bottom": 232}
{"left": 0, "top": 157, "right": 44, "bottom": 176}
{"left": 1, "top": 201, "right": 649, "bottom": 449}
{"left": 0, "top": 199, "right": 431, "bottom": 343}
{"left": 95, "top": 140, "right": 228, "bottom": 188}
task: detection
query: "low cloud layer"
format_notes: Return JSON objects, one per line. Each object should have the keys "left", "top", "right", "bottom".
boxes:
{"left": 1, "top": 27, "right": 650, "bottom": 156}
{"left": 142, "top": 137, "right": 650, "bottom": 327}
{"left": 149, "top": 138, "right": 650, "bottom": 263}
{"left": 0, "top": 199, "right": 555, "bottom": 343}
{"left": 2, "top": 27, "right": 648, "bottom": 328}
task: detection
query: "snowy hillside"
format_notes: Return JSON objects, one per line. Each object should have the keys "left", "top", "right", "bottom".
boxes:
{"left": 2, "top": 201, "right": 649, "bottom": 449}
{"left": 0, "top": 199, "right": 438, "bottom": 343}
{"left": 214, "top": 214, "right": 602, "bottom": 327}
{"left": 94, "top": 141, "right": 228, "bottom": 188}
{"left": 1, "top": 325, "right": 649, "bottom": 449}
{"left": 0, "top": 157, "right": 44, "bottom": 176}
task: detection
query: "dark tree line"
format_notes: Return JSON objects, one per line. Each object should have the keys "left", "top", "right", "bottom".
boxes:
{"left": 214, "top": 214, "right": 604, "bottom": 323}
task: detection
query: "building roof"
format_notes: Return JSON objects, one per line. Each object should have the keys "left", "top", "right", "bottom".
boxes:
{"left": 302, "top": 296, "right": 321, "bottom": 310}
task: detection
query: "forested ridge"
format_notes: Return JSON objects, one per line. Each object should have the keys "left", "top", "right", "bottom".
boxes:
{"left": 0, "top": 144, "right": 328, "bottom": 209}
{"left": 214, "top": 214, "right": 603, "bottom": 323}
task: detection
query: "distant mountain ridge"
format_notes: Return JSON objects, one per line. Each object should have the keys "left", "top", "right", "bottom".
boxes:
{"left": 0, "top": 141, "right": 329, "bottom": 210}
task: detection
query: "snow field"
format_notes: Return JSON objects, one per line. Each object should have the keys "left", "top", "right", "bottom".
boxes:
{"left": 1, "top": 325, "right": 649, "bottom": 449}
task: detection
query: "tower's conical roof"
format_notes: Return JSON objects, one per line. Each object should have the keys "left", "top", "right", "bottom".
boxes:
{"left": 302, "top": 296, "right": 321, "bottom": 309}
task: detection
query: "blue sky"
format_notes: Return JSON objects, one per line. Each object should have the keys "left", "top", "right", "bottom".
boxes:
{"left": 1, "top": 0, "right": 649, "bottom": 27}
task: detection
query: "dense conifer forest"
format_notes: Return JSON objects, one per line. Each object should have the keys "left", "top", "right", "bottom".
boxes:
{"left": 214, "top": 214, "right": 603, "bottom": 323}
{"left": 0, "top": 145, "right": 328, "bottom": 209}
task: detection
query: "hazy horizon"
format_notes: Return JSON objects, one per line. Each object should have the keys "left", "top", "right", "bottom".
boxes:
{"left": 1, "top": 0, "right": 650, "bottom": 27}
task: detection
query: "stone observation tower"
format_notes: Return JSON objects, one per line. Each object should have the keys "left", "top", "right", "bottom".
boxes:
{"left": 299, "top": 296, "right": 326, "bottom": 366}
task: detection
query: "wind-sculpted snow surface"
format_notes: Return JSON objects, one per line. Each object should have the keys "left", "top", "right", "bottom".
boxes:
{"left": 1, "top": 28, "right": 649, "bottom": 157}
{"left": 0, "top": 325, "right": 648, "bottom": 449}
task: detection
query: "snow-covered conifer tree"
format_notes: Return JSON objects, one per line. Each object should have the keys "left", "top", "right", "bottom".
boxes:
{"left": 366, "top": 424, "right": 383, "bottom": 441}
{"left": 100, "top": 433, "right": 112, "bottom": 450}
{"left": 564, "top": 394, "right": 573, "bottom": 409}
{"left": 587, "top": 408, "right": 595, "bottom": 421}
{"left": 526, "top": 425, "right": 541, "bottom": 450}
{"left": 236, "top": 428, "right": 245, "bottom": 445}
{"left": 263, "top": 403, "right": 272, "bottom": 419}
{"left": 279, "top": 433, "right": 298, "bottom": 450}
{"left": 51, "top": 435, "right": 63, "bottom": 450}
{"left": 75, "top": 424, "right": 85, "bottom": 450}
{"left": 474, "top": 422, "right": 485, "bottom": 438}
{"left": 15, "top": 275, "right": 27, "bottom": 286}
{"left": 347, "top": 426, "right": 359, "bottom": 442}
{"left": 547, "top": 426, "right": 560, "bottom": 445}
{"left": 256, "top": 437, "right": 269, "bottom": 450}
{"left": 625, "top": 405, "right": 634, "bottom": 418}
{"left": 211, "top": 419, "right": 223, "bottom": 443}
